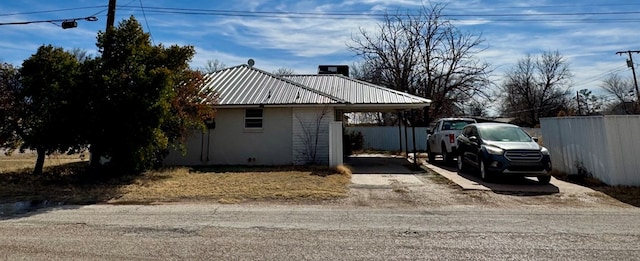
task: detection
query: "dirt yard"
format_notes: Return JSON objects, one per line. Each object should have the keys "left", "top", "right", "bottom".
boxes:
{"left": 334, "top": 170, "right": 635, "bottom": 210}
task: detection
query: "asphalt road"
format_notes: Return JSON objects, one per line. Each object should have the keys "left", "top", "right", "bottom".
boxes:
{"left": 1, "top": 204, "right": 640, "bottom": 260}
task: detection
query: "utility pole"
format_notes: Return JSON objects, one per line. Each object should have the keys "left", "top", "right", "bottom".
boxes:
{"left": 616, "top": 50, "right": 640, "bottom": 110}
{"left": 576, "top": 91, "right": 581, "bottom": 115}
{"left": 106, "top": 0, "right": 117, "bottom": 30}
{"left": 90, "top": 0, "right": 117, "bottom": 168}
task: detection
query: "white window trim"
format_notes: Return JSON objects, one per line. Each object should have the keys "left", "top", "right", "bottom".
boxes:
{"left": 244, "top": 108, "right": 264, "bottom": 132}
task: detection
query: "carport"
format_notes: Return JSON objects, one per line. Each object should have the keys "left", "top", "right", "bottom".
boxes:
{"left": 282, "top": 74, "right": 431, "bottom": 167}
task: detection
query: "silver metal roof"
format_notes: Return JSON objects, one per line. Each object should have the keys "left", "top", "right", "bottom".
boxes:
{"left": 283, "top": 74, "right": 431, "bottom": 105}
{"left": 203, "top": 65, "right": 431, "bottom": 109}
{"left": 203, "top": 65, "right": 344, "bottom": 106}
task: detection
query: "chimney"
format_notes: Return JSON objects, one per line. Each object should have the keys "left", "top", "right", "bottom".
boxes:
{"left": 318, "top": 65, "right": 349, "bottom": 77}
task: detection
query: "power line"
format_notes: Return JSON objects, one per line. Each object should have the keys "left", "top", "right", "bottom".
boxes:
{"left": 139, "top": 0, "right": 153, "bottom": 44}
{"left": 2, "top": 4, "right": 639, "bottom": 24}
{"left": 0, "top": 6, "right": 106, "bottom": 17}
{"left": 572, "top": 66, "right": 628, "bottom": 87}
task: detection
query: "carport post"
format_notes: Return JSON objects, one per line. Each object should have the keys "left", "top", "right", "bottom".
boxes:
{"left": 397, "top": 110, "right": 403, "bottom": 152}
{"left": 411, "top": 109, "right": 417, "bottom": 167}
{"left": 403, "top": 111, "right": 409, "bottom": 157}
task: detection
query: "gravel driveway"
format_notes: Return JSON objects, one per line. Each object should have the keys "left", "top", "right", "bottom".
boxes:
{"left": 340, "top": 155, "right": 633, "bottom": 210}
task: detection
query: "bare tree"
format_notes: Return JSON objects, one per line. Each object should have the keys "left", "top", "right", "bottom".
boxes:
{"left": 199, "top": 59, "right": 226, "bottom": 73}
{"left": 601, "top": 72, "right": 636, "bottom": 114}
{"left": 70, "top": 48, "right": 91, "bottom": 62}
{"left": 295, "top": 106, "right": 329, "bottom": 164}
{"left": 272, "top": 67, "right": 295, "bottom": 75}
{"left": 575, "top": 89, "right": 603, "bottom": 115}
{"left": 349, "top": 3, "right": 492, "bottom": 121}
{"left": 500, "top": 51, "right": 573, "bottom": 126}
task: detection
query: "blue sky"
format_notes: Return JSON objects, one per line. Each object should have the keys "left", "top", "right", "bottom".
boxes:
{"left": 1, "top": 0, "right": 639, "bottom": 98}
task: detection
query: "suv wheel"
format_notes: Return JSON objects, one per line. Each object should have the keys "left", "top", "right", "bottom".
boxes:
{"left": 537, "top": 175, "right": 551, "bottom": 184}
{"left": 480, "top": 160, "right": 492, "bottom": 181}
{"left": 457, "top": 155, "right": 466, "bottom": 172}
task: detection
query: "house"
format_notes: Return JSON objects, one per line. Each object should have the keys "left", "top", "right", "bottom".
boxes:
{"left": 164, "top": 64, "right": 431, "bottom": 167}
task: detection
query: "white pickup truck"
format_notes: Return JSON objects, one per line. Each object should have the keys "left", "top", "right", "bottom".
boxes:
{"left": 426, "top": 118, "right": 476, "bottom": 163}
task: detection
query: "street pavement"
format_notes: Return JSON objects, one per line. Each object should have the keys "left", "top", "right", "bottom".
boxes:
{"left": 1, "top": 204, "right": 639, "bottom": 260}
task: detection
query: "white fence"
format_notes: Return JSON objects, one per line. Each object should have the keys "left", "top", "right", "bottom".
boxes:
{"left": 540, "top": 116, "right": 640, "bottom": 186}
{"left": 346, "top": 126, "right": 429, "bottom": 152}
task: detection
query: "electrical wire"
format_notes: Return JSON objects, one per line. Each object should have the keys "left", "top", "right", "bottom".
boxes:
{"left": 0, "top": 6, "right": 106, "bottom": 17}
{"left": 2, "top": 4, "right": 639, "bottom": 24}
{"left": 139, "top": 0, "right": 153, "bottom": 44}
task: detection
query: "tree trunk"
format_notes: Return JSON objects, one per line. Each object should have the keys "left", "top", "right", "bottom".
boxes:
{"left": 33, "top": 148, "right": 46, "bottom": 175}
{"left": 89, "top": 144, "right": 102, "bottom": 168}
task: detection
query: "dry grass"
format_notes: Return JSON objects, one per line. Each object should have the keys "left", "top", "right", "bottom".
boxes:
{"left": 114, "top": 167, "right": 350, "bottom": 203}
{"left": 0, "top": 154, "right": 351, "bottom": 204}
{"left": 0, "top": 152, "right": 85, "bottom": 172}
{"left": 551, "top": 170, "right": 640, "bottom": 207}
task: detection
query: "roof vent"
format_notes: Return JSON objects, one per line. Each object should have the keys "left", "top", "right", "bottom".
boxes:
{"left": 248, "top": 59, "right": 255, "bottom": 67}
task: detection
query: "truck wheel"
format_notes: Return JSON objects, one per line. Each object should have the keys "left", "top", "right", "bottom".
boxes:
{"left": 442, "top": 144, "right": 452, "bottom": 164}
{"left": 427, "top": 145, "right": 435, "bottom": 163}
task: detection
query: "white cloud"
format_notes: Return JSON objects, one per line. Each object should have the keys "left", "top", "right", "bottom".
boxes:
{"left": 211, "top": 16, "right": 379, "bottom": 57}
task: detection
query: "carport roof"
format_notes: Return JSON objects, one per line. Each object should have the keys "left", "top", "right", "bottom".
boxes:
{"left": 202, "top": 64, "right": 431, "bottom": 109}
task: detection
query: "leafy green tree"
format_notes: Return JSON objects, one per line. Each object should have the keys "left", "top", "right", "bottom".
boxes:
{"left": 19, "top": 45, "right": 85, "bottom": 175}
{"left": 0, "top": 62, "right": 23, "bottom": 152}
{"left": 89, "top": 17, "right": 216, "bottom": 172}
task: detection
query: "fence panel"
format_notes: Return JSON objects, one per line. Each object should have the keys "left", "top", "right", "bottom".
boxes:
{"left": 541, "top": 116, "right": 640, "bottom": 186}
{"left": 346, "top": 126, "right": 428, "bottom": 152}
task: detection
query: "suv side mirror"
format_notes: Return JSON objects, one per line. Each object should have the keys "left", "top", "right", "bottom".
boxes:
{"left": 426, "top": 129, "right": 432, "bottom": 135}
{"left": 532, "top": 137, "right": 539, "bottom": 142}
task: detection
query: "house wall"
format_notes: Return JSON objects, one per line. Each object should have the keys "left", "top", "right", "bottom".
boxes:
{"left": 164, "top": 107, "right": 294, "bottom": 165}
{"left": 540, "top": 116, "right": 640, "bottom": 186}
{"left": 292, "top": 107, "right": 334, "bottom": 165}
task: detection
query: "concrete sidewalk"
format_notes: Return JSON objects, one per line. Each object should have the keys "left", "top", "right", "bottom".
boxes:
{"left": 422, "top": 160, "right": 596, "bottom": 194}
{"left": 347, "top": 155, "right": 424, "bottom": 188}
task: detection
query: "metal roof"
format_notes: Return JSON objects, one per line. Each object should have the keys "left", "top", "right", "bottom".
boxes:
{"left": 202, "top": 65, "right": 344, "bottom": 106}
{"left": 203, "top": 65, "right": 431, "bottom": 108}
{"left": 283, "top": 74, "right": 431, "bottom": 105}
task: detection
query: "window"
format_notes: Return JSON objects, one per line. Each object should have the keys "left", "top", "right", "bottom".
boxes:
{"left": 245, "top": 109, "right": 263, "bottom": 129}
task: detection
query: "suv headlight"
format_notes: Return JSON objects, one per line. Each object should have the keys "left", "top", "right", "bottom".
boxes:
{"left": 484, "top": 145, "right": 503, "bottom": 155}
{"left": 541, "top": 147, "right": 550, "bottom": 155}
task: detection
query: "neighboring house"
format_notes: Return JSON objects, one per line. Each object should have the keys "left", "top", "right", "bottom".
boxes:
{"left": 164, "top": 64, "right": 431, "bottom": 166}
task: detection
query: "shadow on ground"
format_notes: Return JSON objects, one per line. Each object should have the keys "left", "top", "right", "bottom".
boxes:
{"left": 0, "top": 162, "right": 163, "bottom": 220}
{"left": 428, "top": 159, "right": 560, "bottom": 195}
{"left": 346, "top": 155, "right": 423, "bottom": 174}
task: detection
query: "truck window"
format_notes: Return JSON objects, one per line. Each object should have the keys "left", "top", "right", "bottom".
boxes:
{"left": 444, "top": 120, "right": 475, "bottom": 130}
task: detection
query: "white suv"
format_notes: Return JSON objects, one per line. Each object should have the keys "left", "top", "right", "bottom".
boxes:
{"left": 426, "top": 118, "right": 477, "bottom": 163}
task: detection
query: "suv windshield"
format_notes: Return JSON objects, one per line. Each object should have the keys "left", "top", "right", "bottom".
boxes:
{"left": 443, "top": 120, "right": 475, "bottom": 130}
{"left": 478, "top": 126, "right": 532, "bottom": 142}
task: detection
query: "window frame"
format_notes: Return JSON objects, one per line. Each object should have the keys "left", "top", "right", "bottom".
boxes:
{"left": 244, "top": 108, "right": 264, "bottom": 130}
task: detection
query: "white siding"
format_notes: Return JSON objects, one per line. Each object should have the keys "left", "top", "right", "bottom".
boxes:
{"left": 292, "top": 107, "right": 334, "bottom": 165}
{"left": 329, "top": 122, "right": 344, "bottom": 167}
{"left": 540, "top": 116, "right": 640, "bottom": 186}
{"left": 165, "top": 107, "right": 293, "bottom": 165}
